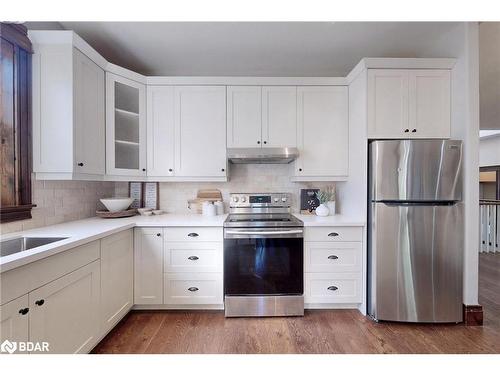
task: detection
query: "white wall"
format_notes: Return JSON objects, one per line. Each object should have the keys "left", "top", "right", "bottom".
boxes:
{"left": 480, "top": 135, "right": 500, "bottom": 167}
{"left": 418, "top": 22, "right": 480, "bottom": 306}
{"left": 479, "top": 22, "right": 500, "bottom": 130}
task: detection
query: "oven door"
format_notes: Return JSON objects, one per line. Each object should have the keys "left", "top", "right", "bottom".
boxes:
{"left": 223, "top": 228, "right": 304, "bottom": 296}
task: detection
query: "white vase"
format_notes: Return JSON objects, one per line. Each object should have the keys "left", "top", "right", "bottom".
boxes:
{"left": 327, "top": 201, "right": 336, "bottom": 215}
{"left": 315, "top": 203, "right": 329, "bottom": 217}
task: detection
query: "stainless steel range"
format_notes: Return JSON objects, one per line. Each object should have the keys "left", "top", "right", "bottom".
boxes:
{"left": 223, "top": 193, "right": 304, "bottom": 317}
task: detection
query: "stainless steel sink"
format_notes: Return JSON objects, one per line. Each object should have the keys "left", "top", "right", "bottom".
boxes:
{"left": 0, "top": 237, "right": 69, "bottom": 257}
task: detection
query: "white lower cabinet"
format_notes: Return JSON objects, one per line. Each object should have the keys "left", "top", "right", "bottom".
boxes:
{"left": 100, "top": 230, "right": 133, "bottom": 333}
{"left": 0, "top": 294, "right": 29, "bottom": 349}
{"left": 305, "top": 273, "right": 362, "bottom": 304}
{"left": 29, "top": 260, "right": 101, "bottom": 354}
{"left": 134, "top": 227, "right": 164, "bottom": 305}
{"left": 163, "top": 227, "right": 224, "bottom": 308}
{"left": 164, "top": 273, "right": 223, "bottom": 305}
{"left": 304, "top": 226, "right": 363, "bottom": 307}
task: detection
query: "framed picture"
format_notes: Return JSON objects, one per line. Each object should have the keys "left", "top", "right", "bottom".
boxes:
{"left": 129, "top": 182, "right": 143, "bottom": 208}
{"left": 143, "top": 182, "right": 159, "bottom": 209}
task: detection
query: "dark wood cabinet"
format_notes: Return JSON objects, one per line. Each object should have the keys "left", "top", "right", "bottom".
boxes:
{"left": 0, "top": 23, "right": 34, "bottom": 222}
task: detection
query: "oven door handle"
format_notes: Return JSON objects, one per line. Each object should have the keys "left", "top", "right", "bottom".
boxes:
{"left": 224, "top": 229, "right": 303, "bottom": 236}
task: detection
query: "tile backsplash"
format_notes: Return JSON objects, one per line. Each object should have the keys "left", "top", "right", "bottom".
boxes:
{"left": 1, "top": 180, "right": 115, "bottom": 234}
{"left": 115, "top": 164, "right": 345, "bottom": 214}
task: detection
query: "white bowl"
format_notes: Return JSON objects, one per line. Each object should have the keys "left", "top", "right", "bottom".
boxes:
{"left": 100, "top": 198, "right": 134, "bottom": 213}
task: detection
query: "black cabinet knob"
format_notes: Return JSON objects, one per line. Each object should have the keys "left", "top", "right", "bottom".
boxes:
{"left": 188, "top": 256, "right": 199, "bottom": 261}
{"left": 156, "top": 233, "right": 161, "bottom": 237}
{"left": 77, "top": 162, "right": 84, "bottom": 167}
{"left": 19, "top": 308, "right": 29, "bottom": 315}
{"left": 257, "top": 141, "right": 261, "bottom": 144}
{"left": 328, "top": 232, "right": 339, "bottom": 237}
{"left": 187, "top": 287, "right": 199, "bottom": 292}
{"left": 142, "top": 168, "right": 146, "bottom": 172}
{"left": 263, "top": 141, "right": 267, "bottom": 144}
{"left": 169, "top": 168, "right": 173, "bottom": 172}
{"left": 327, "top": 286, "right": 338, "bottom": 291}
{"left": 35, "top": 299, "right": 44, "bottom": 306}
{"left": 404, "top": 129, "right": 409, "bottom": 133}
{"left": 188, "top": 233, "right": 199, "bottom": 237}
{"left": 327, "top": 255, "right": 339, "bottom": 260}
{"left": 221, "top": 168, "right": 225, "bottom": 172}
{"left": 299, "top": 168, "right": 302, "bottom": 172}
{"left": 411, "top": 129, "right": 417, "bottom": 133}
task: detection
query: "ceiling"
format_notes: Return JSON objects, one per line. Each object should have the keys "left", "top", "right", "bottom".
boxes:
{"left": 26, "top": 22, "right": 459, "bottom": 77}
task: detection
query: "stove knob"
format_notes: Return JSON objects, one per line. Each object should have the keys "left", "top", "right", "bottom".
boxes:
{"left": 274, "top": 197, "right": 279, "bottom": 203}
{"left": 281, "top": 196, "right": 288, "bottom": 202}
{"left": 232, "top": 196, "right": 239, "bottom": 203}
{"left": 241, "top": 196, "right": 246, "bottom": 202}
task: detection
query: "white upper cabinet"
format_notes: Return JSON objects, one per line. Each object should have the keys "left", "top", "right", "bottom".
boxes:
{"left": 367, "top": 69, "right": 451, "bottom": 139}
{"left": 293, "top": 86, "right": 349, "bottom": 181}
{"left": 106, "top": 73, "right": 147, "bottom": 177}
{"left": 408, "top": 70, "right": 451, "bottom": 138}
{"left": 147, "top": 86, "right": 175, "bottom": 177}
{"left": 262, "top": 86, "right": 297, "bottom": 148}
{"left": 32, "top": 42, "right": 105, "bottom": 179}
{"left": 174, "top": 86, "right": 227, "bottom": 178}
{"left": 227, "top": 86, "right": 262, "bottom": 148}
{"left": 227, "top": 86, "right": 297, "bottom": 148}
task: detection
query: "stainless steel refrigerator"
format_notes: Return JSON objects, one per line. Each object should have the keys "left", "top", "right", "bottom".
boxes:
{"left": 368, "top": 140, "right": 463, "bottom": 323}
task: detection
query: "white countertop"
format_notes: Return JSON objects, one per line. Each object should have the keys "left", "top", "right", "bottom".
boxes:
{"left": 0, "top": 212, "right": 364, "bottom": 273}
{"left": 0, "top": 214, "right": 227, "bottom": 273}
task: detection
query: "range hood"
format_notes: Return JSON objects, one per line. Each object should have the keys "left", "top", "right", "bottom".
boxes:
{"left": 227, "top": 147, "right": 299, "bottom": 164}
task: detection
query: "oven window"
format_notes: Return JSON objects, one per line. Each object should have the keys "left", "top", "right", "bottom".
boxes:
{"left": 224, "top": 237, "right": 303, "bottom": 295}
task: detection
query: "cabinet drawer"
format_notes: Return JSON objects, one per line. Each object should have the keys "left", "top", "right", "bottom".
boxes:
{"left": 164, "top": 242, "right": 222, "bottom": 273}
{"left": 305, "top": 226, "right": 362, "bottom": 242}
{"left": 164, "top": 227, "right": 223, "bottom": 242}
{"left": 305, "top": 242, "right": 362, "bottom": 273}
{"left": 164, "top": 273, "right": 223, "bottom": 305}
{"left": 304, "top": 273, "right": 362, "bottom": 304}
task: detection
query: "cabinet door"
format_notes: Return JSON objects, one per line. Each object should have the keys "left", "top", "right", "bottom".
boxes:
{"left": 73, "top": 48, "right": 105, "bottom": 175}
{"left": 174, "top": 86, "right": 227, "bottom": 177}
{"left": 409, "top": 70, "right": 451, "bottom": 138}
{"left": 295, "top": 86, "right": 348, "bottom": 178}
{"left": 100, "top": 230, "right": 133, "bottom": 334}
{"left": 367, "top": 69, "right": 409, "bottom": 138}
{"left": 0, "top": 295, "right": 29, "bottom": 351}
{"left": 227, "top": 86, "right": 262, "bottom": 148}
{"left": 262, "top": 86, "right": 297, "bottom": 147}
{"left": 147, "top": 86, "right": 175, "bottom": 176}
{"left": 29, "top": 260, "right": 100, "bottom": 354}
{"left": 134, "top": 228, "right": 164, "bottom": 305}
{"left": 106, "top": 73, "right": 147, "bottom": 176}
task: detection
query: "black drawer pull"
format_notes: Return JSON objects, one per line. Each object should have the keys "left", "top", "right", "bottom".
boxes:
{"left": 156, "top": 233, "right": 161, "bottom": 237}
{"left": 327, "top": 286, "right": 338, "bottom": 291}
{"left": 18, "top": 308, "right": 29, "bottom": 315}
{"left": 188, "top": 256, "right": 199, "bottom": 261}
{"left": 327, "top": 255, "right": 339, "bottom": 260}
{"left": 77, "top": 162, "right": 84, "bottom": 167}
{"left": 404, "top": 129, "right": 409, "bottom": 133}
{"left": 188, "top": 287, "right": 199, "bottom": 292}
{"left": 328, "top": 232, "right": 339, "bottom": 237}
{"left": 35, "top": 299, "right": 45, "bottom": 306}
{"left": 187, "top": 233, "right": 199, "bottom": 237}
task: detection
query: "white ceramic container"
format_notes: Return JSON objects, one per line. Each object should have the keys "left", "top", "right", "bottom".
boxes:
{"left": 100, "top": 198, "right": 134, "bottom": 213}
{"left": 315, "top": 203, "right": 329, "bottom": 217}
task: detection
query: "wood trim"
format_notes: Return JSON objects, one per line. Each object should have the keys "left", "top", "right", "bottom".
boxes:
{"left": 0, "top": 204, "right": 36, "bottom": 222}
{"left": 463, "top": 304, "right": 483, "bottom": 326}
{"left": 0, "top": 23, "right": 32, "bottom": 53}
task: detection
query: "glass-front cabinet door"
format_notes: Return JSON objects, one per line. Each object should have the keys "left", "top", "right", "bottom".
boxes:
{"left": 106, "top": 73, "right": 146, "bottom": 177}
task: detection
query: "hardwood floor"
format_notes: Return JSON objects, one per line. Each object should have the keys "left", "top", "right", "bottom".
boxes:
{"left": 92, "top": 253, "right": 500, "bottom": 354}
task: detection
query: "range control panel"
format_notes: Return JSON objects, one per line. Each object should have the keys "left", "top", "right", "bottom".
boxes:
{"left": 229, "top": 193, "right": 292, "bottom": 208}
